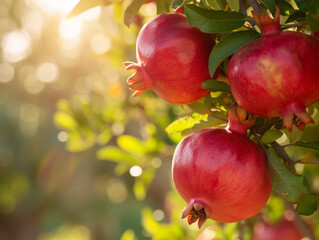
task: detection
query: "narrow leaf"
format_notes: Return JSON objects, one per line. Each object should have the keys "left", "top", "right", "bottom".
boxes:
{"left": 226, "top": 0, "right": 240, "bottom": 11}
{"left": 266, "top": 147, "right": 308, "bottom": 202}
{"left": 307, "top": 0, "right": 319, "bottom": 31}
{"left": 202, "top": 80, "right": 231, "bottom": 93}
{"left": 208, "top": 30, "right": 260, "bottom": 76}
{"left": 67, "top": 0, "right": 107, "bottom": 19}
{"left": 124, "top": 0, "right": 147, "bottom": 27}
{"left": 117, "top": 135, "right": 145, "bottom": 155}
{"left": 259, "top": 0, "right": 276, "bottom": 16}
{"left": 276, "top": 0, "right": 294, "bottom": 16}
{"left": 286, "top": 10, "right": 306, "bottom": 23}
{"left": 261, "top": 129, "right": 283, "bottom": 143}
{"left": 97, "top": 146, "right": 139, "bottom": 164}
{"left": 293, "top": 0, "right": 309, "bottom": 12}
{"left": 185, "top": 5, "right": 246, "bottom": 33}
{"left": 295, "top": 192, "right": 318, "bottom": 215}
{"left": 295, "top": 141, "right": 319, "bottom": 150}
{"left": 172, "top": 0, "right": 184, "bottom": 11}
{"left": 206, "top": 0, "right": 226, "bottom": 10}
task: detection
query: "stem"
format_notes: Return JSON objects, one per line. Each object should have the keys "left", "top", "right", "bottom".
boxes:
{"left": 246, "top": 0, "right": 263, "bottom": 16}
{"left": 271, "top": 142, "right": 295, "bottom": 166}
{"left": 251, "top": 128, "right": 267, "bottom": 152}
{"left": 238, "top": 220, "right": 247, "bottom": 240}
{"left": 284, "top": 201, "right": 316, "bottom": 240}
{"left": 240, "top": 0, "right": 247, "bottom": 16}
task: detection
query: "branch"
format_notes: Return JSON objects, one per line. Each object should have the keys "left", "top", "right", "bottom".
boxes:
{"left": 246, "top": 0, "right": 263, "bottom": 16}
{"left": 271, "top": 142, "right": 295, "bottom": 166}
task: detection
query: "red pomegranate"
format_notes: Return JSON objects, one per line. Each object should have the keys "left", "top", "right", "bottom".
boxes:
{"left": 172, "top": 104, "right": 272, "bottom": 228}
{"left": 251, "top": 218, "right": 304, "bottom": 240}
{"left": 227, "top": 7, "right": 319, "bottom": 130}
{"left": 124, "top": 13, "right": 217, "bottom": 105}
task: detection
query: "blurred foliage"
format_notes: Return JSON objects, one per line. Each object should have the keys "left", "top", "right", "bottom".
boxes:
{"left": 1, "top": 0, "right": 319, "bottom": 239}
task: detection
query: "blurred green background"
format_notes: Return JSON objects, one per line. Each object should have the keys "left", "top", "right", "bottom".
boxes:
{"left": 1, "top": 0, "right": 319, "bottom": 240}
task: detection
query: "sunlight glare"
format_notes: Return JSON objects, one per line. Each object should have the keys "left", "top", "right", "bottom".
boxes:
{"left": 36, "top": 62, "right": 59, "bottom": 83}
{"left": 21, "top": 10, "right": 44, "bottom": 39}
{"left": 90, "top": 34, "right": 111, "bottom": 55}
{"left": 59, "top": 18, "right": 83, "bottom": 41}
{"left": 129, "top": 165, "right": 142, "bottom": 177}
{"left": 0, "top": 63, "right": 14, "bottom": 83}
{"left": 1, "top": 30, "right": 32, "bottom": 63}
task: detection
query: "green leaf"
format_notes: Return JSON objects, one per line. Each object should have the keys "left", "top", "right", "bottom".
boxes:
{"left": 293, "top": 0, "right": 309, "bottom": 12}
{"left": 117, "top": 135, "right": 145, "bottom": 156}
{"left": 266, "top": 147, "right": 308, "bottom": 202}
{"left": 226, "top": 0, "right": 239, "bottom": 11}
{"left": 171, "top": 0, "right": 184, "bottom": 11}
{"left": 277, "top": 0, "right": 294, "bottom": 16}
{"left": 208, "top": 30, "right": 260, "bottom": 76}
{"left": 185, "top": 5, "right": 246, "bottom": 33}
{"left": 165, "top": 113, "right": 208, "bottom": 135}
{"left": 202, "top": 80, "right": 231, "bottom": 93}
{"left": 295, "top": 192, "right": 318, "bottom": 215}
{"left": 97, "top": 146, "right": 139, "bottom": 164}
{"left": 295, "top": 141, "right": 319, "bottom": 150}
{"left": 307, "top": 0, "right": 319, "bottom": 31}
{"left": 261, "top": 129, "right": 283, "bottom": 143}
{"left": 66, "top": 0, "right": 107, "bottom": 19}
{"left": 124, "top": 0, "right": 147, "bottom": 27}
{"left": 54, "top": 112, "right": 78, "bottom": 130}
{"left": 134, "top": 179, "right": 146, "bottom": 200}
{"left": 259, "top": 0, "right": 276, "bottom": 16}
{"left": 206, "top": 0, "right": 226, "bottom": 10}
{"left": 120, "top": 230, "right": 137, "bottom": 240}
{"left": 286, "top": 10, "right": 306, "bottom": 23}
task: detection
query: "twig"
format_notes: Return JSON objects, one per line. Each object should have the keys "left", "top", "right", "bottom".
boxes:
{"left": 238, "top": 220, "right": 247, "bottom": 240}
{"left": 271, "top": 142, "right": 295, "bottom": 166}
{"left": 284, "top": 201, "right": 316, "bottom": 240}
{"left": 240, "top": 0, "right": 247, "bottom": 16}
{"left": 251, "top": 128, "right": 267, "bottom": 152}
{"left": 246, "top": 0, "right": 263, "bottom": 16}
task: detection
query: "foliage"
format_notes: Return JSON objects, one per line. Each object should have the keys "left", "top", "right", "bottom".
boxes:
{"left": 1, "top": 0, "right": 319, "bottom": 239}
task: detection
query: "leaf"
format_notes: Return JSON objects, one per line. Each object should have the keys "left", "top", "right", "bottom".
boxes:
{"left": 293, "top": 0, "right": 309, "bottom": 12}
{"left": 266, "top": 147, "right": 308, "bottom": 202}
{"left": 261, "top": 129, "right": 283, "bottom": 143}
{"left": 307, "top": 0, "right": 319, "bottom": 31}
{"left": 117, "top": 135, "right": 145, "bottom": 156}
{"left": 185, "top": 5, "right": 246, "bottom": 33}
{"left": 206, "top": 0, "right": 226, "bottom": 10}
{"left": 120, "top": 230, "right": 137, "bottom": 240}
{"left": 171, "top": 0, "right": 185, "bottom": 11}
{"left": 97, "top": 146, "right": 139, "bottom": 164}
{"left": 165, "top": 113, "right": 208, "bottom": 135}
{"left": 202, "top": 80, "right": 231, "bottom": 93}
{"left": 259, "top": 0, "right": 276, "bottom": 16}
{"left": 276, "top": 0, "right": 294, "bottom": 16}
{"left": 286, "top": 10, "right": 306, "bottom": 23}
{"left": 226, "top": 0, "right": 239, "bottom": 11}
{"left": 208, "top": 30, "right": 260, "bottom": 76}
{"left": 67, "top": 0, "right": 107, "bottom": 19}
{"left": 124, "top": 0, "right": 147, "bottom": 27}
{"left": 54, "top": 112, "right": 78, "bottom": 130}
{"left": 295, "top": 192, "right": 318, "bottom": 215}
{"left": 295, "top": 141, "right": 319, "bottom": 150}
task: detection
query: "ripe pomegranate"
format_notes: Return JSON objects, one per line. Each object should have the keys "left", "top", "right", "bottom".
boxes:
{"left": 124, "top": 13, "right": 217, "bottom": 105}
{"left": 251, "top": 219, "right": 304, "bottom": 240}
{"left": 172, "top": 104, "right": 272, "bottom": 227}
{"left": 227, "top": 7, "right": 319, "bottom": 131}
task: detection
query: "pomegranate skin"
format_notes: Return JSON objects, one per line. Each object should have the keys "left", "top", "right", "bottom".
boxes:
{"left": 227, "top": 9, "right": 319, "bottom": 130}
{"left": 172, "top": 127, "right": 272, "bottom": 224}
{"left": 124, "top": 13, "right": 216, "bottom": 105}
{"left": 251, "top": 219, "right": 304, "bottom": 240}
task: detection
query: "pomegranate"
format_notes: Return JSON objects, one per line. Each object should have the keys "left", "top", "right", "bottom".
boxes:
{"left": 172, "top": 104, "right": 272, "bottom": 227}
{"left": 124, "top": 13, "right": 217, "bottom": 105}
{"left": 227, "top": 7, "right": 319, "bottom": 130}
{"left": 251, "top": 218, "right": 304, "bottom": 240}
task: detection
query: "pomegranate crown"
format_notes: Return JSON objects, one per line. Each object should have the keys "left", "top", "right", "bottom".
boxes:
{"left": 226, "top": 103, "right": 256, "bottom": 135}
{"left": 252, "top": 6, "right": 281, "bottom": 35}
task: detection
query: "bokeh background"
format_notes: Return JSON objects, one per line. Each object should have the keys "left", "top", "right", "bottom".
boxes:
{"left": 1, "top": 0, "right": 319, "bottom": 240}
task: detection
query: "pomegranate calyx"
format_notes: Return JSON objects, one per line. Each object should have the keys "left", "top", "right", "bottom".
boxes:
{"left": 281, "top": 102, "right": 314, "bottom": 131}
{"left": 227, "top": 103, "right": 256, "bottom": 135}
{"left": 252, "top": 6, "right": 281, "bottom": 35}
{"left": 123, "top": 61, "right": 152, "bottom": 97}
{"left": 182, "top": 200, "right": 210, "bottom": 228}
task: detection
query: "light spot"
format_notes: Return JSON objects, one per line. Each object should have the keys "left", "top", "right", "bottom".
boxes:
{"left": 59, "top": 18, "right": 83, "bottom": 41}
{"left": 1, "top": 30, "right": 32, "bottom": 63}
{"left": 106, "top": 179, "right": 127, "bottom": 203}
{"left": 58, "top": 131, "right": 68, "bottom": 142}
{"left": 0, "top": 63, "right": 14, "bottom": 83}
{"left": 90, "top": 34, "right": 111, "bottom": 55}
{"left": 153, "top": 209, "right": 164, "bottom": 221}
{"left": 129, "top": 165, "right": 142, "bottom": 177}
{"left": 36, "top": 62, "right": 59, "bottom": 83}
